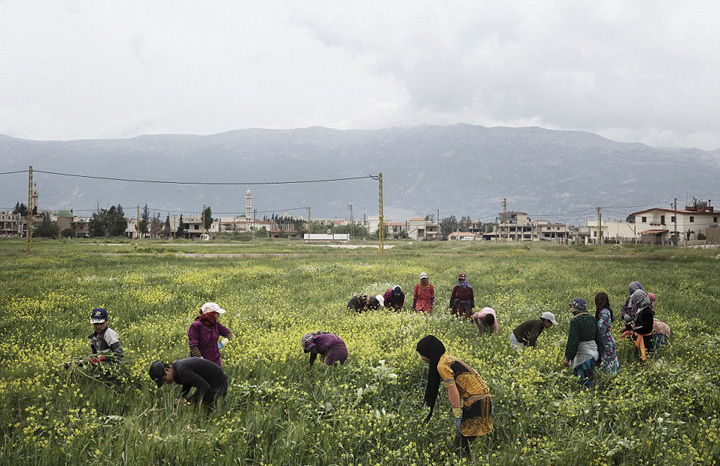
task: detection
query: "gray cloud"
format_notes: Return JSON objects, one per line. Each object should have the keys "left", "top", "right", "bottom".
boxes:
{"left": 1, "top": 1, "right": 718, "bottom": 150}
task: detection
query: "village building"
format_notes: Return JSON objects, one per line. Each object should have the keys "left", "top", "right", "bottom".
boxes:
{"left": 629, "top": 200, "right": 718, "bottom": 245}
{"left": 448, "top": 231, "right": 479, "bottom": 241}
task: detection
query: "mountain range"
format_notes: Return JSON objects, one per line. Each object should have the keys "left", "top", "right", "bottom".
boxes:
{"left": 2, "top": 125, "right": 719, "bottom": 224}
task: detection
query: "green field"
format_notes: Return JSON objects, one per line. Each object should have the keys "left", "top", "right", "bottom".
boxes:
{"left": 1, "top": 239, "right": 719, "bottom": 465}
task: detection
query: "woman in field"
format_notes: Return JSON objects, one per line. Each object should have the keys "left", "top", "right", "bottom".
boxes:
{"left": 449, "top": 273, "right": 474, "bottom": 319}
{"left": 594, "top": 292, "right": 619, "bottom": 374}
{"left": 301, "top": 332, "right": 348, "bottom": 367}
{"left": 564, "top": 298, "right": 604, "bottom": 388}
{"left": 416, "top": 335, "right": 492, "bottom": 458}
{"left": 625, "top": 290, "right": 654, "bottom": 361}
{"left": 347, "top": 293, "right": 381, "bottom": 312}
{"left": 621, "top": 281, "right": 644, "bottom": 323}
{"left": 412, "top": 272, "right": 435, "bottom": 314}
{"left": 187, "top": 302, "right": 233, "bottom": 367}
{"left": 382, "top": 285, "right": 405, "bottom": 311}
{"left": 648, "top": 293, "right": 671, "bottom": 350}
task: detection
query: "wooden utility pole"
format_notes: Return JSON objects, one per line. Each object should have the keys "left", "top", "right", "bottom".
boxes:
{"left": 136, "top": 205, "right": 140, "bottom": 242}
{"left": 597, "top": 207, "right": 602, "bottom": 244}
{"left": 348, "top": 204, "right": 354, "bottom": 239}
{"left": 502, "top": 198, "right": 508, "bottom": 241}
{"left": 26, "top": 165, "right": 33, "bottom": 253}
{"left": 306, "top": 206, "right": 311, "bottom": 241}
{"left": 378, "top": 172, "right": 384, "bottom": 253}
{"left": 673, "top": 198, "right": 678, "bottom": 246}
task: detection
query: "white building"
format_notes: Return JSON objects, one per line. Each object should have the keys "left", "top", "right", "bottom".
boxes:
{"left": 585, "top": 219, "right": 638, "bottom": 244}
{"left": 629, "top": 201, "right": 719, "bottom": 244}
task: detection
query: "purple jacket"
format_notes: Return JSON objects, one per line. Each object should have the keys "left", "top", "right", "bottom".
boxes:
{"left": 187, "top": 320, "right": 231, "bottom": 366}
{"left": 305, "top": 333, "right": 345, "bottom": 354}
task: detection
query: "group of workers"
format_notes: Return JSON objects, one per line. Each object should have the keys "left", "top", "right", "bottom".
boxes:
{"left": 78, "top": 274, "right": 671, "bottom": 459}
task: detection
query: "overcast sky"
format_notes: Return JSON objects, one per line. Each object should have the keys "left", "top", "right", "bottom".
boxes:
{"left": 1, "top": 1, "right": 719, "bottom": 150}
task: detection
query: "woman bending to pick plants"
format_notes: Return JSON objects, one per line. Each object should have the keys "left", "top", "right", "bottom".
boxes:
{"left": 417, "top": 335, "right": 492, "bottom": 459}
{"left": 187, "top": 302, "right": 233, "bottom": 367}
{"left": 564, "top": 298, "right": 604, "bottom": 388}
{"left": 301, "top": 332, "right": 348, "bottom": 367}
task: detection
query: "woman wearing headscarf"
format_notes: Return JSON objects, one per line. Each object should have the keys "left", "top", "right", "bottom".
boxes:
{"left": 449, "top": 273, "right": 474, "bottom": 319}
{"left": 412, "top": 272, "right": 435, "bottom": 314}
{"left": 382, "top": 285, "right": 405, "bottom": 311}
{"left": 621, "top": 281, "right": 644, "bottom": 323}
{"left": 187, "top": 302, "right": 233, "bottom": 367}
{"left": 648, "top": 293, "right": 671, "bottom": 350}
{"left": 301, "top": 332, "right": 348, "bottom": 367}
{"left": 416, "top": 335, "right": 492, "bottom": 458}
{"left": 624, "top": 289, "right": 654, "bottom": 361}
{"left": 564, "top": 298, "right": 604, "bottom": 388}
{"left": 594, "top": 292, "right": 619, "bottom": 375}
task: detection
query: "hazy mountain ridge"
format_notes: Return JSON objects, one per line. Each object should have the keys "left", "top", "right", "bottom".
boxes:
{"left": 2, "top": 125, "right": 719, "bottom": 221}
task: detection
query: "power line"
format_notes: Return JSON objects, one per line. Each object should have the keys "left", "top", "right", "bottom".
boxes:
{"left": 1, "top": 169, "right": 375, "bottom": 186}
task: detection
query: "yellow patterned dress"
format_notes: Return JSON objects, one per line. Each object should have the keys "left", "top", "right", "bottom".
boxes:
{"left": 437, "top": 354, "right": 493, "bottom": 437}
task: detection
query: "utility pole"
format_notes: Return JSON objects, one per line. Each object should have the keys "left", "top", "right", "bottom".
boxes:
{"left": 202, "top": 204, "right": 206, "bottom": 236}
{"left": 673, "top": 198, "right": 678, "bottom": 246}
{"left": 26, "top": 165, "right": 33, "bottom": 253}
{"left": 307, "top": 206, "right": 311, "bottom": 241}
{"left": 378, "top": 172, "right": 384, "bottom": 253}
{"left": 348, "top": 204, "right": 354, "bottom": 239}
{"left": 502, "top": 198, "right": 508, "bottom": 241}
{"left": 596, "top": 207, "right": 602, "bottom": 244}
{"left": 136, "top": 205, "right": 140, "bottom": 242}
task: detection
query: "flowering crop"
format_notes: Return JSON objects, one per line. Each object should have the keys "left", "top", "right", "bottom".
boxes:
{"left": 0, "top": 240, "right": 719, "bottom": 464}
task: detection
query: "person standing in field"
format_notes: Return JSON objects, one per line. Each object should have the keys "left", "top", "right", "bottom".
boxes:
{"left": 148, "top": 358, "right": 228, "bottom": 409}
{"left": 625, "top": 289, "right": 654, "bottom": 361}
{"left": 510, "top": 312, "right": 557, "bottom": 350}
{"left": 383, "top": 285, "right": 405, "bottom": 311}
{"left": 187, "top": 302, "right": 233, "bottom": 367}
{"left": 416, "top": 335, "right": 492, "bottom": 459}
{"left": 564, "top": 298, "right": 604, "bottom": 388}
{"left": 412, "top": 272, "right": 435, "bottom": 314}
{"left": 88, "top": 307, "right": 124, "bottom": 359}
{"left": 449, "top": 273, "right": 474, "bottom": 319}
{"left": 347, "top": 293, "right": 381, "bottom": 312}
{"left": 301, "top": 332, "right": 348, "bottom": 367}
{"left": 594, "top": 292, "right": 619, "bottom": 374}
{"left": 472, "top": 307, "right": 498, "bottom": 334}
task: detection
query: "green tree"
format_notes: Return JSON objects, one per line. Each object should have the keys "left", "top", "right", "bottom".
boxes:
{"left": 440, "top": 215, "right": 458, "bottom": 238}
{"left": 13, "top": 202, "right": 27, "bottom": 217}
{"left": 34, "top": 213, "right": 60, "bottom": 238}
{"left": 61, "top": 228, "right": 77, "bottom": 238}
{"left": 88, "top": 204, "right": 128, "bottom": 237}
{"left": 176, "top": 214, "right": 186, "bottom": 238}
{"left": 139, "top": 204, "right": 150, "bottom": 236}
{"left": 202, "top": 206, "right": 213, "bottom": 231}
{"left": 149, "top": 212, "right": 162, "bottom": 238}
{"left": 459, "top": 215, "right": 471, "bottom": 231}
{"left": 163, "top": 215, "right": 171, "bottom": 239}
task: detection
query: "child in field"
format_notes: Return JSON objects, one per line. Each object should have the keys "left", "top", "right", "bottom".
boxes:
{"left": 510, "top": 312, "right": 557, "bottom": 350}
{"left": 301, "top": 332, "right": 348, "bottom": 367}
{"left": 416, "top": 335, "right": 492, "bottom": 459}
{"left": 412, "top": 272, "right": 435, "bottom": 314}
{"left": 88, "top": 307, "right": 124, "bottom": 360}
{"left": 472, "top": 307, "right": 498, "bottom": 334}
{"left": 187, "top": 302, "right": 233, "bottom": 367}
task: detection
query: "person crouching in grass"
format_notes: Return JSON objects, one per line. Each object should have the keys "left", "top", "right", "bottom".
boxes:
{"left": 564, "top": 298, "right": 604, "bottom": 388}
{"left": 148, "top": 358, "right": 228, "bottom": 410}
{"left": 301, "top": 332, "right": 348, "bottom": 367}
{"left": 416, "top": 335, "right": 492, "bottom": 459}
{"left": 89, "top": 307, "right": 124, "bottom": 360}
